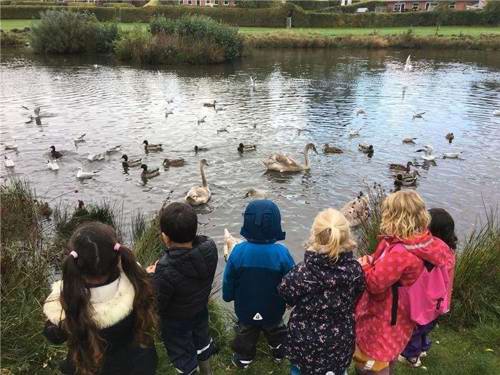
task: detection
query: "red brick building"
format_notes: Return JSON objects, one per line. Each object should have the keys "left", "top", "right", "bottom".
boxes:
{"left": 180, "top": 0, "right": 235, "bottom": 6}
{"left": 376, "top": 0, "right": 485, "bottom": 12}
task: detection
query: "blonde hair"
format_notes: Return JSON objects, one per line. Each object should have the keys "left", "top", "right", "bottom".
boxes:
{"left": 308, "top": 208, "right": 356, "bottom": 260}
{"left": 380, "top": 190, "right": 430, "bottom": 239}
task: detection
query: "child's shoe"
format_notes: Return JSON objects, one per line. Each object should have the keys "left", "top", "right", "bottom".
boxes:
{"left": 398, "top": 354, "right": 422, "bottom": 368}
{"left": 269, "top": 344, "right": 285, "bottom": 363}
{"left": 420, "top": 351, "right": 428, "bottom": 358}
{"left": 232, "top": 353, "right": 252, "bottom": 369}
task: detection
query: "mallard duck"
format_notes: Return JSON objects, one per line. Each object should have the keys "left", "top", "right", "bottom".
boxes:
{"left": 416, "top": 145, "right": 436, "bottom": 161}
{"left": 263, "top": 143, "right": 318, "bottom": 173}
{"left": 47, "top": 160, "right": 59, "bottom": 171}
{"left": 4, "top": 143, "right": 18, "bottom": 151}
{"left": 445, "top": 133, "right": 454, "bottom": 144}
{"left": 143, "top": 140, "right": 163, "bottom": 152}
{"left": 394, "top": 173, "right": 418, "bottom": 188}
{"left": 77, "top": 168, "right": 95, "bottom": 180}
{"left": 402, "top": 137, "right": 417, "bottom": 144}
{"left": 323, "top": 144, "right": 343, "bottom": 154}
{"left": 412, "top": 112, "right": 425, "bottom": 120}
{"left": 358, "top": 143, "right": 374, "bottom": 154}
{"left": 340, "top": 192, "right": 369, "bottom": 227}
{"left": 163, "top": 158, "right": 185, "bottom": 168}
{"left": 185, "top": 159, "right": 211, "bottom": 206}
{"left": 223, "top": 228, "right": 241, "bottom": 262}
{"left": 244, "top": 188, "right": 267, "bottom": 199}
{"left": 106, "top": 145, "right": 121, "bottom": 155}
{"left": 194, "top": 145, "right": 208, "bottom": 153}
{"left": 140, "top": 164, "right": 160, "bottom": 179}
{"left": 121, "top": 154, "right": 142, "bottom": 168}
{"left": 50, "top": 146, "right": 63, "bottom": 159}
{"left": 87, "top": 152, "right": 105, "bottom": 162}
{"left": 404, "top": 54, "right": 412, "bottom": 72}
{"left": 4, "top": 156, "right": 14, "bottom": 168}
{"left": 389, "top": 161, "right": 413, "bottom": 173}
{"left": 443, "top": 152, "right": 462, "bottom": 159}
{"left": 203, "top": 100, "right": 216, "bottom": 108}
{"left": 238, "top": 143, "right": 256, "bottom": 153}
{"left": 74, "top": 134, "right": 86, "bottom": 144}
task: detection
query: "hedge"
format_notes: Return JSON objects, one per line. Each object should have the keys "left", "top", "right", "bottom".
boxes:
{"left": 1, "top": 4, "right": 497, "bottom": 27}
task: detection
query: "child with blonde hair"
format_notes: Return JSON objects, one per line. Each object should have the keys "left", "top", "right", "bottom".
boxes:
{"left": 354, "top": 191, "right": 453, "bottom": 375}
{"left": 278, "top": 208, "right": 365, "bottom": 375}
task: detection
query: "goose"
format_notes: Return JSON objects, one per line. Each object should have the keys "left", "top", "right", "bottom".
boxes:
{"left": 416, "top": 145, "right": 437, "bottom": 161}
{"left": 121, "top": 154, "right": 142, "bottom": 168}
{"left": 389, "top": 161, "right": 413, "bottom": 173}
{"left": 106, "top": 145, "right": 121, "bottom": 155}
{"left": 238, "top": 143, "right": 256, "bottom": 153}
{"left": 445, "top": 132, "right": 454, "bottom": 144}
{"left": 244, "top": 188, "right": 267, "bottom": 199}
{"left": 402, "top": 137, "right": 417, "bottom": 144}
{"left": 263, "top": 143, "right": 318, "bottom": 173}
{"left": 87, "top": 152, "right": 105, "bottom": 162}
{"left": 185, "top": 159, "right": 211, "bottom": 206}
{"left": 340, "top": 192, "right": 370, "bottom": 227}
{"left": 50, "top": 146, "right": 63, "bottom": 159}
{"left": 4, "top": 143, "right": 18, "bottom": 151}
{"left": 355, "top": 108, "right": 366, "bottom": 116}
{"left": 250, "top": 76, "right": 256, "bottom": 90}
{"left": 394, "top": 173, "right": 418, "bottom": 188}
{"left": 443, "top": 152, "right": 462, "bottom": 159}
{"left": 77, "top": 168, "right": 95, "bottom": 180}
{"left": 404, "top": 54, "right": 412, "bottom": 72}
{"left": 163, "top": 158, "right": 185, "bottom": 168}
{"left": 47, "top": 159, "right": 59, "bottom": 171}
{"left": 194, "top": 145, "right": 208, "bottom": 153}
{"left": 323, "top": 144, "right": 343, "bottom": 154}
{"left": 223, "top": 228, "right": 241, "bottom": 261}
{"left": 143, "top": 140, "right": 163, "bottom": 152}
{"left": 74, "top": 134, "right": 86, "bottom": 144}
{"left": 349, "top": 129, "right": 361, "bottom": 138}
{"left": 203, "top": 100, "right": 216, "bottom": 108}
{"left": 140, "top": 164, "right": 160, "bottom": 179}
{"left": 197, "top": 115, "right": 207, "bottom": 125}
{"left": 412, "top": 112, "right": 425, "bottom": 120}
{"left": 4, "top": 156, "right": 14, "bottom": 168}
{"left": 358, "top": 143, "right": 374, "bottom": 154}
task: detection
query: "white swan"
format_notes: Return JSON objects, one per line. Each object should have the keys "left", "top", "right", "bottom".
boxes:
{"left": 416, "top": 145, "right": 437, "bottom": 161}
{"left": 47, "top": 160, "right": 59, "bottom": 171}
{"left": 404, "top": 54, "right": 412, "bottom": 72}
{"left": 4, "top": 156, "right": 14, "bottom": 168}
{"left": 77, "top": 168, "right": 95, "bottom": 180}
{"left": 87, "top": 152, "right": 105, "bottom": 162}
{"left": 185, "top": 159, "right": 211, "bottom": 206}
{"left": 223, "top": 228, "right": 241, "bottom": 261}
{"left": 263, "top": 143, "right": 318, "bottom": 173}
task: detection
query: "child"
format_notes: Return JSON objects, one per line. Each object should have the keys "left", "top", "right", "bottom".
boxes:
{"left": 152, "top": 202, "right": 218, "bottom": 375}
{"left": 354, "top": 191, "right": 453, "bottom": 375}
{"left": 399, "top": 208, "right": 457, "bottom": 367}
{"left": 43, "top": 222, "right": 158, "bottom": 375}
{"left": 278, "top": 208, "right": 365, "bottom": 375}
{"left": 223, "top": 200, "right": 295, "bottom": 368}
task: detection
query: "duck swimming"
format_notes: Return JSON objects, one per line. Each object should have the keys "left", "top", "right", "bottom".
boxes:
{"left": 443, "top": 152, "right": 462, "bottom": 159}
{"left": 140, "top": 164, "right": 160, "bottom": 179}
{"left": 394, "top": 173, "right": 418, "bottom": 188}
{"left": 143, "top": 140, "right": 163, "bottom": 152}
{"left": 358, "top": 143, "right": 374, "bottom": 154}
{"left": 121, "top": 154, "right": 142, "bottom": 168}
{"left": 185, "top": 159, "right": 211, "bottom": 206}
{"left": 402, "top": 137, "right": 417, "bottom": 144}
{"left": 323, "top": 144, "right": 343, "bottom": 154}
{"left": 238, "top": 143, "right": 257, "bottom": 153}
{"left": 445, "top": 133, "right": 454, "bottom": 144}
{"left": 194, "top": 145, "right": 208, "bottom": 153}
{"left": 389, "top": 161, "right": 413, "bottom": 173}
{"left": 50, "top": 146, "right": 63, "bottom": 159}
{"left": 263, "top": 143, "right": 318, "bottom": 173}
{"left": 244, "top": 188, "right": 267, "bottom": 199}
{"left": 163, "top": 158, "right": 185, "bottom": 168}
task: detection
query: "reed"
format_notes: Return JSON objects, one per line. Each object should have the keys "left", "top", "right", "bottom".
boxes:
{"left": 357, "top": 183, "right": 386, "bottom": 256}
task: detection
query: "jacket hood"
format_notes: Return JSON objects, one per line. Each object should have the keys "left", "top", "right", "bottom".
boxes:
{"left": 240, "top": 200, "right": 285, "bottom": 244}
{"left": 304, "top": 251, "right": 358, "bottom": 287}
{"left": 163, "top": 235, "right": 216, "bottom": 279}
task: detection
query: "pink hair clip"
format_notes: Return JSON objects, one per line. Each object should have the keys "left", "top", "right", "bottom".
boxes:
{"left": 114, "top": 243, "right": 121, "bottom": 252}
{"left": 69, "top": 251, "right": 78, "bottom": 259}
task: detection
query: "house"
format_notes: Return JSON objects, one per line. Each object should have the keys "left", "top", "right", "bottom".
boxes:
{"left": 180, "top": 0, "right": 235, "bottom": 6}
{"left": 375, "top": 0, "right": 485, "bottom": 12}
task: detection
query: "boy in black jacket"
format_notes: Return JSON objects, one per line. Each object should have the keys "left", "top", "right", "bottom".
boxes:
{"left": 151, "top": 202, "right": 218, "bottom": 375}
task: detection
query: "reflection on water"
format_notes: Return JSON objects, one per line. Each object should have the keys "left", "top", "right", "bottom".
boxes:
{"left": 1, "top": 49, "right": 499, "bottom": 265}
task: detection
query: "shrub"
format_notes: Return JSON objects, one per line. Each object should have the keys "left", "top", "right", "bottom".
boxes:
{"left": 0, "top": 30, "right": 27, "bottom": 47}
{"left": 95, "top": 22, "right": 119, "bottom": 52}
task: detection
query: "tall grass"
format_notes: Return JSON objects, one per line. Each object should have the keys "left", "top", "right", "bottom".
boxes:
{"left": 357, "top": 183, "right": 386, "bottom": 256}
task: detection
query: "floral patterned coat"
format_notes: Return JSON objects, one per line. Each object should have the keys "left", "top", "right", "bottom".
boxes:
{"left": 278, "top": 251, "right": 365, "bottom": 375}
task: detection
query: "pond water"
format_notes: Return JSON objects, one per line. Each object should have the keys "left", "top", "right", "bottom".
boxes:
{"left": 1, "top": 49, "right": 499, "bottom": 265}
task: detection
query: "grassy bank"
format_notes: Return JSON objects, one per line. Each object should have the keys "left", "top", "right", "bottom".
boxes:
{"left": 1, "top": 179, "right": 499, "bottom": 374}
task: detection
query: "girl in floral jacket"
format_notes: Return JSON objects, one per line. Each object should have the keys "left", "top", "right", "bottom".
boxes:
{"left": 278, "top": 208, "right": 365, "bottom": 375}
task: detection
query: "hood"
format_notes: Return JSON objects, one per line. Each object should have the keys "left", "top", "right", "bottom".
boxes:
{"left": 163, "top": 235, "right": 217, "bottom": 279}
{"left": 240, "top": 200, "right": 285, "bottom": 244}
{"left": 304, "top": 251, "right": 358, "bottom": 287}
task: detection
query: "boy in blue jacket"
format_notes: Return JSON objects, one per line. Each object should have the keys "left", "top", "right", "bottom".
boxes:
{"left": 223, "top": 200, "right": 295, "bottom": 368}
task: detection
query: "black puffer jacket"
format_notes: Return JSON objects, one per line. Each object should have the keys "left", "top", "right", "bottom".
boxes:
{"left": 153, "top": 235, "right": 218, "bottom": 320}
{"left": 278, "top": 251, "right": 365, "bottom": 375}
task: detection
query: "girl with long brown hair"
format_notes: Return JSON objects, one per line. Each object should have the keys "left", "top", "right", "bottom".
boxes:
{"left": 43, "top": 222, "right": 158, "bottom": 375}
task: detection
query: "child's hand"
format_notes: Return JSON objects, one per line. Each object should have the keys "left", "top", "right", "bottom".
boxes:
{"left": 358, "top": 255, "right": 373, "bottom": 266}
{"left": 146, "top": 260, "right": 159, "bottom": 274}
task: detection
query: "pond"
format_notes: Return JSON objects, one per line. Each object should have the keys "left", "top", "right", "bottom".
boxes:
{"left": 1, "top": 49, "right": 499, "bottom": 264}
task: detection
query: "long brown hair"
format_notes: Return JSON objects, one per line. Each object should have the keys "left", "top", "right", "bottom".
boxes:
{"left": 61, "top": 222, "right": 157, "bottom": 375}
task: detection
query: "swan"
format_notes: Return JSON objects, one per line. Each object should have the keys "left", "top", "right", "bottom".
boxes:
{"left": 238, "top": 143, "right": 256, "bottom": 153}
{"left": 88, "top": 152, "right": 105, "bottom": 162}
{"left": 416, "top": 145, "right": 437, "bottom": 161}
{"left": 445, "top": 132, "right": 454, "bottom": 144}
{"left": 143, "top": 140, "right": 163, "bottom": 152}
{"left": 185, "top": 159, "right": 211, "bottom": 206}
{"left": 163, "top": 158, "right": 185, "bottom": 168}
{"left": 223, "top": 228, "right": 241, "bottom": 261}
{"left": 244, "top": 188, "right": 267, "bottom": 199}
{"left": 340, "top": 192, "right": 369, "bottom": 227}
{"left": 47, "top": 160, "right": 59, "bottom": 171}
{"left": 263, "top": 143, "right": 318, "bottom": 173}
{"left": 121, "top": 154, "right": 142, "bottom": 168}
{"left": 77, "top": 168, "right": 95, "bottom": 180}
{"left": 4, "top": 156, "right": 14, "bottom": 168}
{"left": 140, "top": 164, "right": 160, "bottom": 179}
{"left": 50, "top": 146, "right": 63, "bottom": 159}
{"left": 404, "top": 54, "right": 412, "bottom": 72}
{"left": 4, "top": 143, "right": 18, "bottom": 151}
{"left": 323, "top": 144, "right": 343, "bottom": 154}
{"left": 402, "top": 137, "right": 417, "bottom": 144}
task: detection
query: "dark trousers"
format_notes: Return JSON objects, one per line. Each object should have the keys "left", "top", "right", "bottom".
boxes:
{"left": 401, "top": 320, "right": 437, "bottom": 359}
{"left": 161, "top": 307, "right": 215, "bottom": 375}
{"left": 232, "top": 322, "right": 287, "bottom": 362}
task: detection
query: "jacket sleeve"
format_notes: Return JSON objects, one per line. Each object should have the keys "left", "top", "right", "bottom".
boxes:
{"left": 222, "top": 255, "right": 235, "bottom": 302}
{"left": 43, "top": 320, "right": 68, "bottom": 345}
{"left": 152, "top": 266, "right": 174, "bottom": 314}
{"left": 363, "top": 247, "right": 414, "bottom": 295}
{"left": 277, "top": 264, "right": 306, "bottom": 306}
{"left": 280, "top": 248, "right": 296, "bottom": 276}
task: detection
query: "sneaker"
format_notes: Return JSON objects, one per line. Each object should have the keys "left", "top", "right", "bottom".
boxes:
{"left": 232, "top": 354, "right": 252, "bottom": 369}
{"left": 398, "top": 354, "right": 422, "bottom": 368}
{"left": 420, "top": 351, "right": 428, "bottom": 358}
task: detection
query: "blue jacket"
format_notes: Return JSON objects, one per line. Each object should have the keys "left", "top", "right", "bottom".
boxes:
{"left": 223, "top": 241, "right": 295, "bottom": 326}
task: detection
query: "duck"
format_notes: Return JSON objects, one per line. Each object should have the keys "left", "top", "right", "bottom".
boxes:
{"left": 349, "top": 129, "right": 361, "bottom": 138}
{"left": 358, "top": 143, "right": 374, "bottom": 154}
{"left": 163, "top": 158, "right": 185, "bottom": 168}
{"left": 340, "top": 192, "right": 369, "bottom": 227}
{"left": 37, "top": 201, "right": 53, "bottom": 218}
{"left": 87, "top": 152, "right": 105, "bottom": 162}
{"left": 445, "top": 132, "right": 454, "bottom": 144}
{"left": 194, "top": 145, "right": 208, "bottom": 153}
{"left": 4, "top": 156, "right": 14, "bottom": 168}
{"left": 50, "top": 146, "right": 63, "bottom": 159}
{"left": 404, "top": 54, "right": 412, "bottom": 72}
{"left": 237, "top": 143, "right": 256, "bottom": 153}
{"left": 203, "top": 100, "right": 216, "bottom": 108}
{"left": 47, "top": 159, "right": 59, "bottom": 171}
{"left": 140, "top": 164, "right": 160, "bottom": 179}
{"left": 77, "top": 168, "right": 95, "bottom": 180}
{"left": 223, "top": 228, "right": 241, "bottom": 261}
{"left": 74, "top": 134, "right": 86, "bottom": 144}
{"left": 121, "top": 154, "right": 142, "bottom": 168}
{"left": 416, "top": 145, "right": 437, "bottom": 161}
{"left": 143, "top": 140, "right": 163, "bottom": 152}
{"left": 263, "top": 143, "right": 318, "bottom": 173}
{"left": 389, "top": 161, "right": 413, "bottom": 173}
{"left": 323, "top": 144, "right": 343, "bottom": 154}
{"left": 4, "top": 143, "right": 18, "bottom": 151}
{"left": 185, "top": 159, "right": 211, "bottom": 206}
{"left": 394, "top": 173, "right": 418, "bottom": 188}
{"left": 106, "top": 145, "right": 121, "bottom": 155}
{"left": 244, "top": 188, "right": 267, "bottom": 199}
{"left": 402, "top": 137, "right": 417, "bottom": 144}
{"left": 355, "top": 108, "right": 366, "bottom": 116}
{"left": 443, "top": 152, "right": 462, "bottom": 159}
{"left": 412, "top": 112, "right": 425, "bottom": 120}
